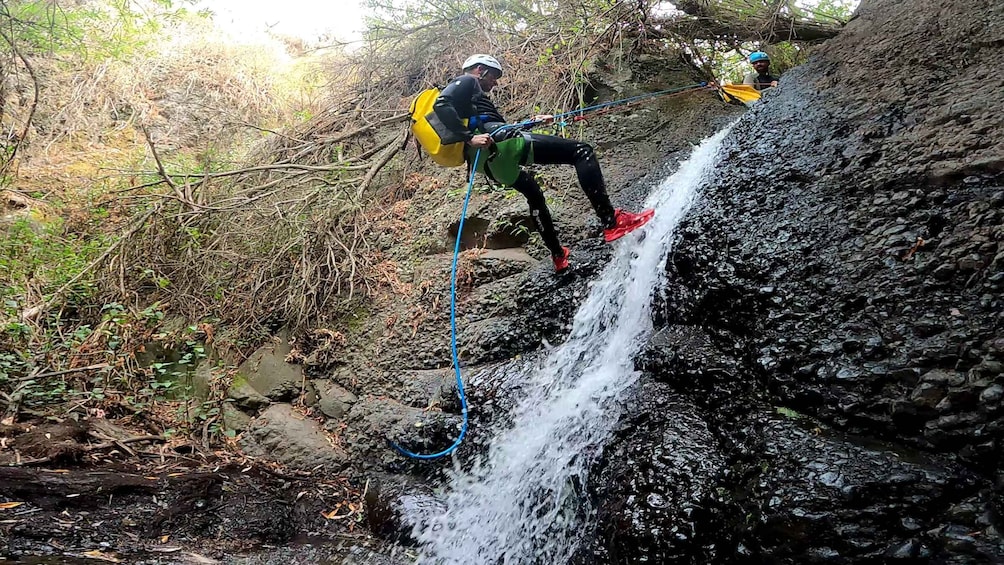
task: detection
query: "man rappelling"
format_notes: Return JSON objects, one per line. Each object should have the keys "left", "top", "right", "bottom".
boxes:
{"left": 432, "top": 54, "right": 654, "bottom": 273}
{"left": 396, "top": 56, "right": 707, "bottom": 460}
{"left": 743, "top": 51, "right": 779, "bottom": 91}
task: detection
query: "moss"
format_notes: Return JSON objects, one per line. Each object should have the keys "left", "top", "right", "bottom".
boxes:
{"left": 344, "top": 304, "right": 370, "bottom": 334}
{"left": 231, "top": 372, "right": 249, "bottom": 389}
{"left": 774, "top": 406, "right": 804, "bottom": 420}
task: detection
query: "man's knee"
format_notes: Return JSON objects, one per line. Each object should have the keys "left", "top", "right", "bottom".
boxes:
{"left": 512, "top": 173, "right": 545, "bottom": 206}
{"left": 522, "top": 188, "right": 547, "bottom": 211}
{"left": 573, "top": 142, "right": 597, "bottom": 164}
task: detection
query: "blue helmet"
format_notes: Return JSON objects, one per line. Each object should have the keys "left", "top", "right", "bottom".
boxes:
{"left": 749, "top": 51, "right": 770, "bottom": 63}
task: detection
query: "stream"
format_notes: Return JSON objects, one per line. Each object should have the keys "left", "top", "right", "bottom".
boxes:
{"left": 413, "top": 127, "right": 734, "bottom": 564}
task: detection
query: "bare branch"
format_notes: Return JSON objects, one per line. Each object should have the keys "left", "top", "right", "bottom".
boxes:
{"left": 0, "top": 23, "right": 39, "bottom": 180}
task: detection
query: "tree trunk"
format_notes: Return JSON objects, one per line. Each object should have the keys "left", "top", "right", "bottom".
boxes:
{"left": 650, "top": 1, "right": 844, "bottom": 44}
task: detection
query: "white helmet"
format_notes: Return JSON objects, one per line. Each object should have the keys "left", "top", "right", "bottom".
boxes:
{"left": 462, "top": 54, "right": 503, "bottom": 76}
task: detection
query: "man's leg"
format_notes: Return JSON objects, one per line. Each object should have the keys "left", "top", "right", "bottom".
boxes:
{"left": 511, "top": 170, "right": 565, "bottom": 257}
{"left": 527, "top": 133, "right": 616, "bottom": 229}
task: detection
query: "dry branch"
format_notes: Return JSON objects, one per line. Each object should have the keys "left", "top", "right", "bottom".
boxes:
{"left": 0, "top": 24, "right": 40, "bottom": 179}
{"left": 357, "top": 130, "right": 407, "bottom": 199}
{"left": 316, "top": 113, "right": 410, "bottom": 144}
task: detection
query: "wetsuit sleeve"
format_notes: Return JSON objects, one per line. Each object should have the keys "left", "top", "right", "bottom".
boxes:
{"left": 433, "top": 75, "right": 479, "bottom": 141}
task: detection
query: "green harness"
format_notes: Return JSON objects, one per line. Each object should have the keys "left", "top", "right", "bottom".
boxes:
{"left": 468, "top": 134, "right": 534, "bottom": 186}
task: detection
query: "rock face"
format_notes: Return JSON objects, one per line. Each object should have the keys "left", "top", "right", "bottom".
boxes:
{"left": 700, "top": 0, "right": 1003, "bottom": 473}
{"left": 342, "top": 397, "right": 464, "bottom": 472}
{"left": 585, "top": 0, "right": 1004, "bottom": 562}
{"left": 590, "top": 380, "right": 731, "bottom": 564}
{"left": 741, "top": 414, "right": 995, "bottom": 563}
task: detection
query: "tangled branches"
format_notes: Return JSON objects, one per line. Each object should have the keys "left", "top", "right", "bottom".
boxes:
{"left": 87, "top": 0, "right": 673, "bottom": 334}
{"left": 101, "top": 104, "right": 410, "bottom": 330}
{"left": 355, "top": 0, "right": 657, "bottom": 119}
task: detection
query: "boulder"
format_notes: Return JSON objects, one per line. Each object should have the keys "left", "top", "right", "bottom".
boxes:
{"left": 227, "top": 376, "right": 270, "bottom": 410}
{"left": 235, "top": 331, "right": 304, "bottom": 401}
{"left": 363, "top": 474, "right": 443, "bottom": 544}
{"left": 240, "top": 404, "right": 347, "bottom": 472}
{"left": 343, "top": 397, "right": 463, "bottom": 470}
{"left": 313, "top": 379, "right": 359, "bottom": 419}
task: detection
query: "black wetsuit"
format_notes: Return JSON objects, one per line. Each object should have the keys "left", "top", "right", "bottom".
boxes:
{"left": 433, "top": 74, "right": 616, "bottom": 256}
{"left": 744, "top": 72, "right": 779, "bottom": 91}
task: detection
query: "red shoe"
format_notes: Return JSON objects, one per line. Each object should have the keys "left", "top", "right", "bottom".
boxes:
{"left": 552, "top": 247, "right": 571, "bottom": 273}
{"left": 603, "top": 209, "right": 655, "bottom": 242}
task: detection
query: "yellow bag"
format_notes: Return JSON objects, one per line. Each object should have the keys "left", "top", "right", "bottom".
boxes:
{"left": 410, "top": 88, "right": 466, "bottom": 168}
{"left": 718, "top": 83, "right": 762, "bottom": 105}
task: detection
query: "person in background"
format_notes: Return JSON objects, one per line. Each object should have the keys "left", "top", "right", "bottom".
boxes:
{"left": 432, "top": 54, "right": 654, "bottom": 274}
{"left": 743, "top": 51, "right": 779, "bottom": 91}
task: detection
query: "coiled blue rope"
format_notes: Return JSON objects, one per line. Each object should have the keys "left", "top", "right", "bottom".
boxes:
{"left": 388, "top": 82, "right": 708, "bottom": 460}
{"left": 388, "top": 150, "right": 482, "bottom": 460}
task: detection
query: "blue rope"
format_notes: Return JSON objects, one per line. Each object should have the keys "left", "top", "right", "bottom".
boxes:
{"left": 389, "top": 149, "right": 481, "bottom": 460}
{"left": 388, "top": 82, "right": 708, "bottom": 460}
{"left": 517, "top": 82, "right": 708, "bottom": 129}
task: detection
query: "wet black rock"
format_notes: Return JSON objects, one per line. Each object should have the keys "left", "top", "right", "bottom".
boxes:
{"left": 589, "top": 379, "right": 736, "bottom": 563}
{"left": 363, "top": 474, "right": 443, "bottom": 545}
{"left": 639, "top": 325, "right": 750, "bottom": 408}
{"left": 343, "top": 398, "right": 464, "bottom": 475}
{"left": 461, "top": 239, "right": 611, "bottom": 363}
{"left": 733, "top": 412, "right": 1004, "bottom": 563}
{"left": 598, "top": 0, "right": 1004, "bottom": 561}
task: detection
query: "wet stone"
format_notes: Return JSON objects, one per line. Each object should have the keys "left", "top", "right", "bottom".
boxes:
{"left": 980, "top": 384, "right": 1003, "bottom": 404}
{"left": 944, "top": 388, "right": 979, "bottom": 412}
{"left": 841, "top": 338, "right": 863, "bottom": 353}
{"left": 940, "top": 525, "right": 979, "bottom": 553}
{"left": 363, "top": 475, "right": 442, "bottom": 545}
{"left": 589, "top": 380, "right": 729, "bottom": 564}
{"left": 914, "top": 319, "right": 948, "bottom": 338}
{"left": 958, "top": 255, "right": 986, "bottom": 271}
{"left": 935, "top": 396, "right": 953, "bottom": 413}
{"left": 818, "top": 471, "right": 845, "bottom": 488}
{"left": 920, "top": 369, "right": 966, "bottom": 387}
{"left": 977, "top": 359, "right": 1004, "bottom": 376}
{"left": 835, "top": 367, "right": 860, "bottom": 381}
{"left": 739, "top": 411, "right": 981, "bottom": 562}
{"left": 933, "top": 263, "right": 956, "bottom": 280}
{"left": 901, "top": 517, "right": 922, "bottom": 531}
{"left": 884, "top": 538, "right": 928, "bottom": 559}
{"left": 910, "top": 382, "right": 945, "bottom": 409}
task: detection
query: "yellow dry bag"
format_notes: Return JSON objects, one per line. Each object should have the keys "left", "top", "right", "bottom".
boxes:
{"left": 410, "top": 88, "right": 466, "bottom": 168}
{"left": 718, "top": 84, "right": 762, "bottom": 105}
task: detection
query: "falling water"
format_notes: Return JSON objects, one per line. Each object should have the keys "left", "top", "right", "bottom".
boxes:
{"left": 416, "top": 127, "right": 734, "bottom": 564}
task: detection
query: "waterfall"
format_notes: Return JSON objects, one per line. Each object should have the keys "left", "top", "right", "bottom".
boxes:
{"left": 416, "top": 127, "right": 733, "bottom": 564}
